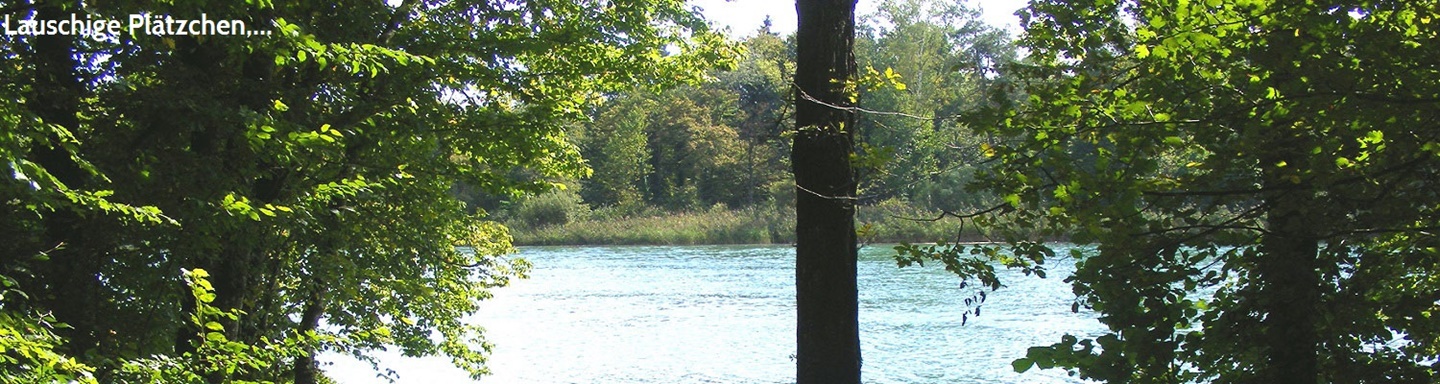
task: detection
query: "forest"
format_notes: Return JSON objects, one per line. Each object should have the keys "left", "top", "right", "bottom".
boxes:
{"left": 486, "top": 1, "right": 1019, "bottom": 245}
{"left": 3, "top": 0, "right": 1439, "bottom": 383}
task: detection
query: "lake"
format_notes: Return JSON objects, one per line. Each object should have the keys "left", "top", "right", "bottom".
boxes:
{"left": 322, "top": 245, "right": 1106, "bottom": 383}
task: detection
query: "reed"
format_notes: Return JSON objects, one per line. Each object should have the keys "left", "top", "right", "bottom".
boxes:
{"left": 509, "top": 199, "right": 999, "bottom": 246}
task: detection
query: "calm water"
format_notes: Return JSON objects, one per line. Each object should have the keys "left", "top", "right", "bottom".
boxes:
{"left": 323, "top": 245, "right": 1106, "bottom": 383}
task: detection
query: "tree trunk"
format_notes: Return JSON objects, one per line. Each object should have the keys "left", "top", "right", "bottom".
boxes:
{"left": 293, "top": 286, "right": 328, "bottom": 384}
{"left": 1257, "top": 211, "right": 1319, "bottom": 384}
{"left": 27, "top": 1, "right": 103, "bottom": 359}
{"left": 792, "top": 1, "right": 861, "bottom": 383}
{"left": 1256, "top": 128, "right": 1320, "bottom": 384}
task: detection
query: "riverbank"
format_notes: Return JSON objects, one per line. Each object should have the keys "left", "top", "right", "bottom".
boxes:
{"left": 507, "top": 202, "right": 996, "bottom": 246}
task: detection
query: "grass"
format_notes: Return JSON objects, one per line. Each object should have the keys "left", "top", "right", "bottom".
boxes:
{"left": 513, "top": 208, "right": 785, "bottom": 245}
{"left": 509, "top": 201, "right": 999, "bottom": 246}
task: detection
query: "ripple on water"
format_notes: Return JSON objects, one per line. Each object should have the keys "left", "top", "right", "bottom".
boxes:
{"left": 320, "top": 245, "right": 1106, "bottom": 384}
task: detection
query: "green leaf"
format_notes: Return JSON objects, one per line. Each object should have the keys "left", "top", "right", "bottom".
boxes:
{"left": 205, "top": 332, "right": 227, "bottom": 343}
{"left": 1012, "top": 358, "right": 1035, "bottom": 373}
{"left": 1003, "top": 193, "right": 1021, "bottom": 207}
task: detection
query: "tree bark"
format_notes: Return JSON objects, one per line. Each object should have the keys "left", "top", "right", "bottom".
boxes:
{"left": 1256, "top": 123, "right": 1320, "bottom": 384}
{"left": 26, "top": 1, "right": 103, "bottom": 359}
{"left": 293, "top": 286, "right": 328, "bottom": 384}
{"left": 1257, "top": 210, "right": 1319, "bottom": 384}
{"left": 792, "top": 1, "right": 861, "bottom": 383}
{"left": 1257, "top": 186, "right": 1320, "bottom": 383}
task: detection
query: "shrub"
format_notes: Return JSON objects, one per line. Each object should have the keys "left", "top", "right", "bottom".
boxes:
{"left": 508, "top": 190, "right": 590, "bottom": 229}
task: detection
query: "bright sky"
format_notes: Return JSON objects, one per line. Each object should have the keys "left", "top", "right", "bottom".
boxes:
{"left": 689, "top": 0, "right": 1031, "bottom": 38}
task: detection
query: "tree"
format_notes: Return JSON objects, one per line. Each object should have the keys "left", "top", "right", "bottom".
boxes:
{"left": 580, "top": 94, "right": 654, "bottom": 208}
{"left": 578, "top": 34, "right": 792, "bottom": 212}
{"left": 717, "top": 29, "right": 796, "bottom": 209}
{"left": 852, "top": 0, "right": 1015, "bottom": 210}
{"left": 969, "top": 0, "right": 1440, "bottom": 382}
{"left": 793, "top": 0, "right": 861, "bottom": 383}
{"left": 1, "top": 0, "right": 731, "bottom": 381}
{"left": 643, "top": 91, "right": 745, "bottom": 210}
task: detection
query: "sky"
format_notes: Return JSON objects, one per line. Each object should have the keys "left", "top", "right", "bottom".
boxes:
{"left": 689, "top": 0, "right": 1031, "bottom": 38}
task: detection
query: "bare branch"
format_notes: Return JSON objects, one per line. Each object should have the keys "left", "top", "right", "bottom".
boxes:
{"left": 888, "top": 202, "right": 1014, "bottom": 223}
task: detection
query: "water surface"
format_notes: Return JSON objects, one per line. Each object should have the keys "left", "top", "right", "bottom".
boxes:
{"left": 323, "top": 245, "right": 1105, "bottom": 383}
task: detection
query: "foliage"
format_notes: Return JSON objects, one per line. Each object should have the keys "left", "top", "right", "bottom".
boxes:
{"left": 959, "top": 0, "right": 1440, "bottom": 382}
{"left": 0, "top": 269, "right": 315, "bottom": 384}
{"left": 112, "top": 269, "right": 313, "bottom": 384}
{"left": 853, "top": 0, "right": 1017, "bottom": 206}
{"left": 0, "top": 301, "right": 98, "bottom": 384}
{"left": 507, "top": 189, "right": 592, "bottom": 229}
{"left": 643, "top": 91, "right": 748, "bottom": 209}
{"left": 569, "top": 29, "right": 792, "bottom": 213}
{"left": 1, "top": 0, "right": 732, "bottom": 381}
{"left": 580, "top": 94, "right": 653, "bottom": 208}
{"left": 562, "top": 0, "right": 1024, "bottom": 245}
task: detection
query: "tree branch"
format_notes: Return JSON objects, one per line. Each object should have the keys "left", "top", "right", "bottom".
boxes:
{"left": 378, "top": 0, "right": 418, "bottom": 45}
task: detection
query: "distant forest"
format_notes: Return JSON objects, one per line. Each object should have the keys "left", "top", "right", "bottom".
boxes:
{"left": 477, "top": 0, "right": 1020, "bottom": 243}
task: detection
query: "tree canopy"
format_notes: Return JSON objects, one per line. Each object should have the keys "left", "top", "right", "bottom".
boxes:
{"left": 570, "top": 30, "right": 792, "bottom": 213}
{"left": 963, "top": 0, "right": 1440, "bottom": 382}
{"left": 1, "top": 0, "right": 731, "bottom": 382}
{"left": 853, "top": 0, "right": 1015, "bottom": 210}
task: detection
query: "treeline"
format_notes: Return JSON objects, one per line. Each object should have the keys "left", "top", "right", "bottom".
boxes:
{"left": 487, "top": 0, "right": 1020, "bottom": 244}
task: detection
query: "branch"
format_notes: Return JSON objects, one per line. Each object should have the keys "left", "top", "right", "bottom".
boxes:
{"left": 1131, "top": 223, "right": 1269, "bottom": 238}
{"left": 378, "top": 0, "right": 418, "bottom": 45}
{"left": 1324, "top": 226, "right": 1440, "bottom": 240}
{"left": 886, "top": 202, "right": 1014, "bottom": 224}
{"left": 1142, "top": 187, "right": 1270, "bottom": 197}
{"left": 795, "top": 183, "right": 859, "bottom": 202}
{"left": 796, "top": 86, "right": 932, "bottom": 121}
{"left": 1129, "top": 198, "right": 1270, "bottom": 255}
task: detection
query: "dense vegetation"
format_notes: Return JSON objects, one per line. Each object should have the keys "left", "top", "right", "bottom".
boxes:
{"left": 918, "top": 0, "right": 1440, "bottom": 382}
{"left": 491, "top": 0, "right": 1018, "bottom": 246}
{"left": 6, "top": 0, "right": 1437, "bottom": 382}
{"left": 0, "top": 0, "right": 729, "bottom": 382}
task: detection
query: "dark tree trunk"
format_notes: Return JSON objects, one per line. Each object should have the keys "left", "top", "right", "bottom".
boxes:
{"left": 1257, "top": 192, "right": 1320, "bottom": 383}
{"left": 1256, "top": 129, "right": 1320, "bottom": 384}
{"left": 26, "top": 1, "right": 104, "bottom": 359}
{"left": 792, "top": 1, "right": 861, "bottom": 383}
{"left": 1257, "top": 217, "right": 1319, "bottom": 384}
{"left": 293, "top": 286, "right": 328, "bottom": 384}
